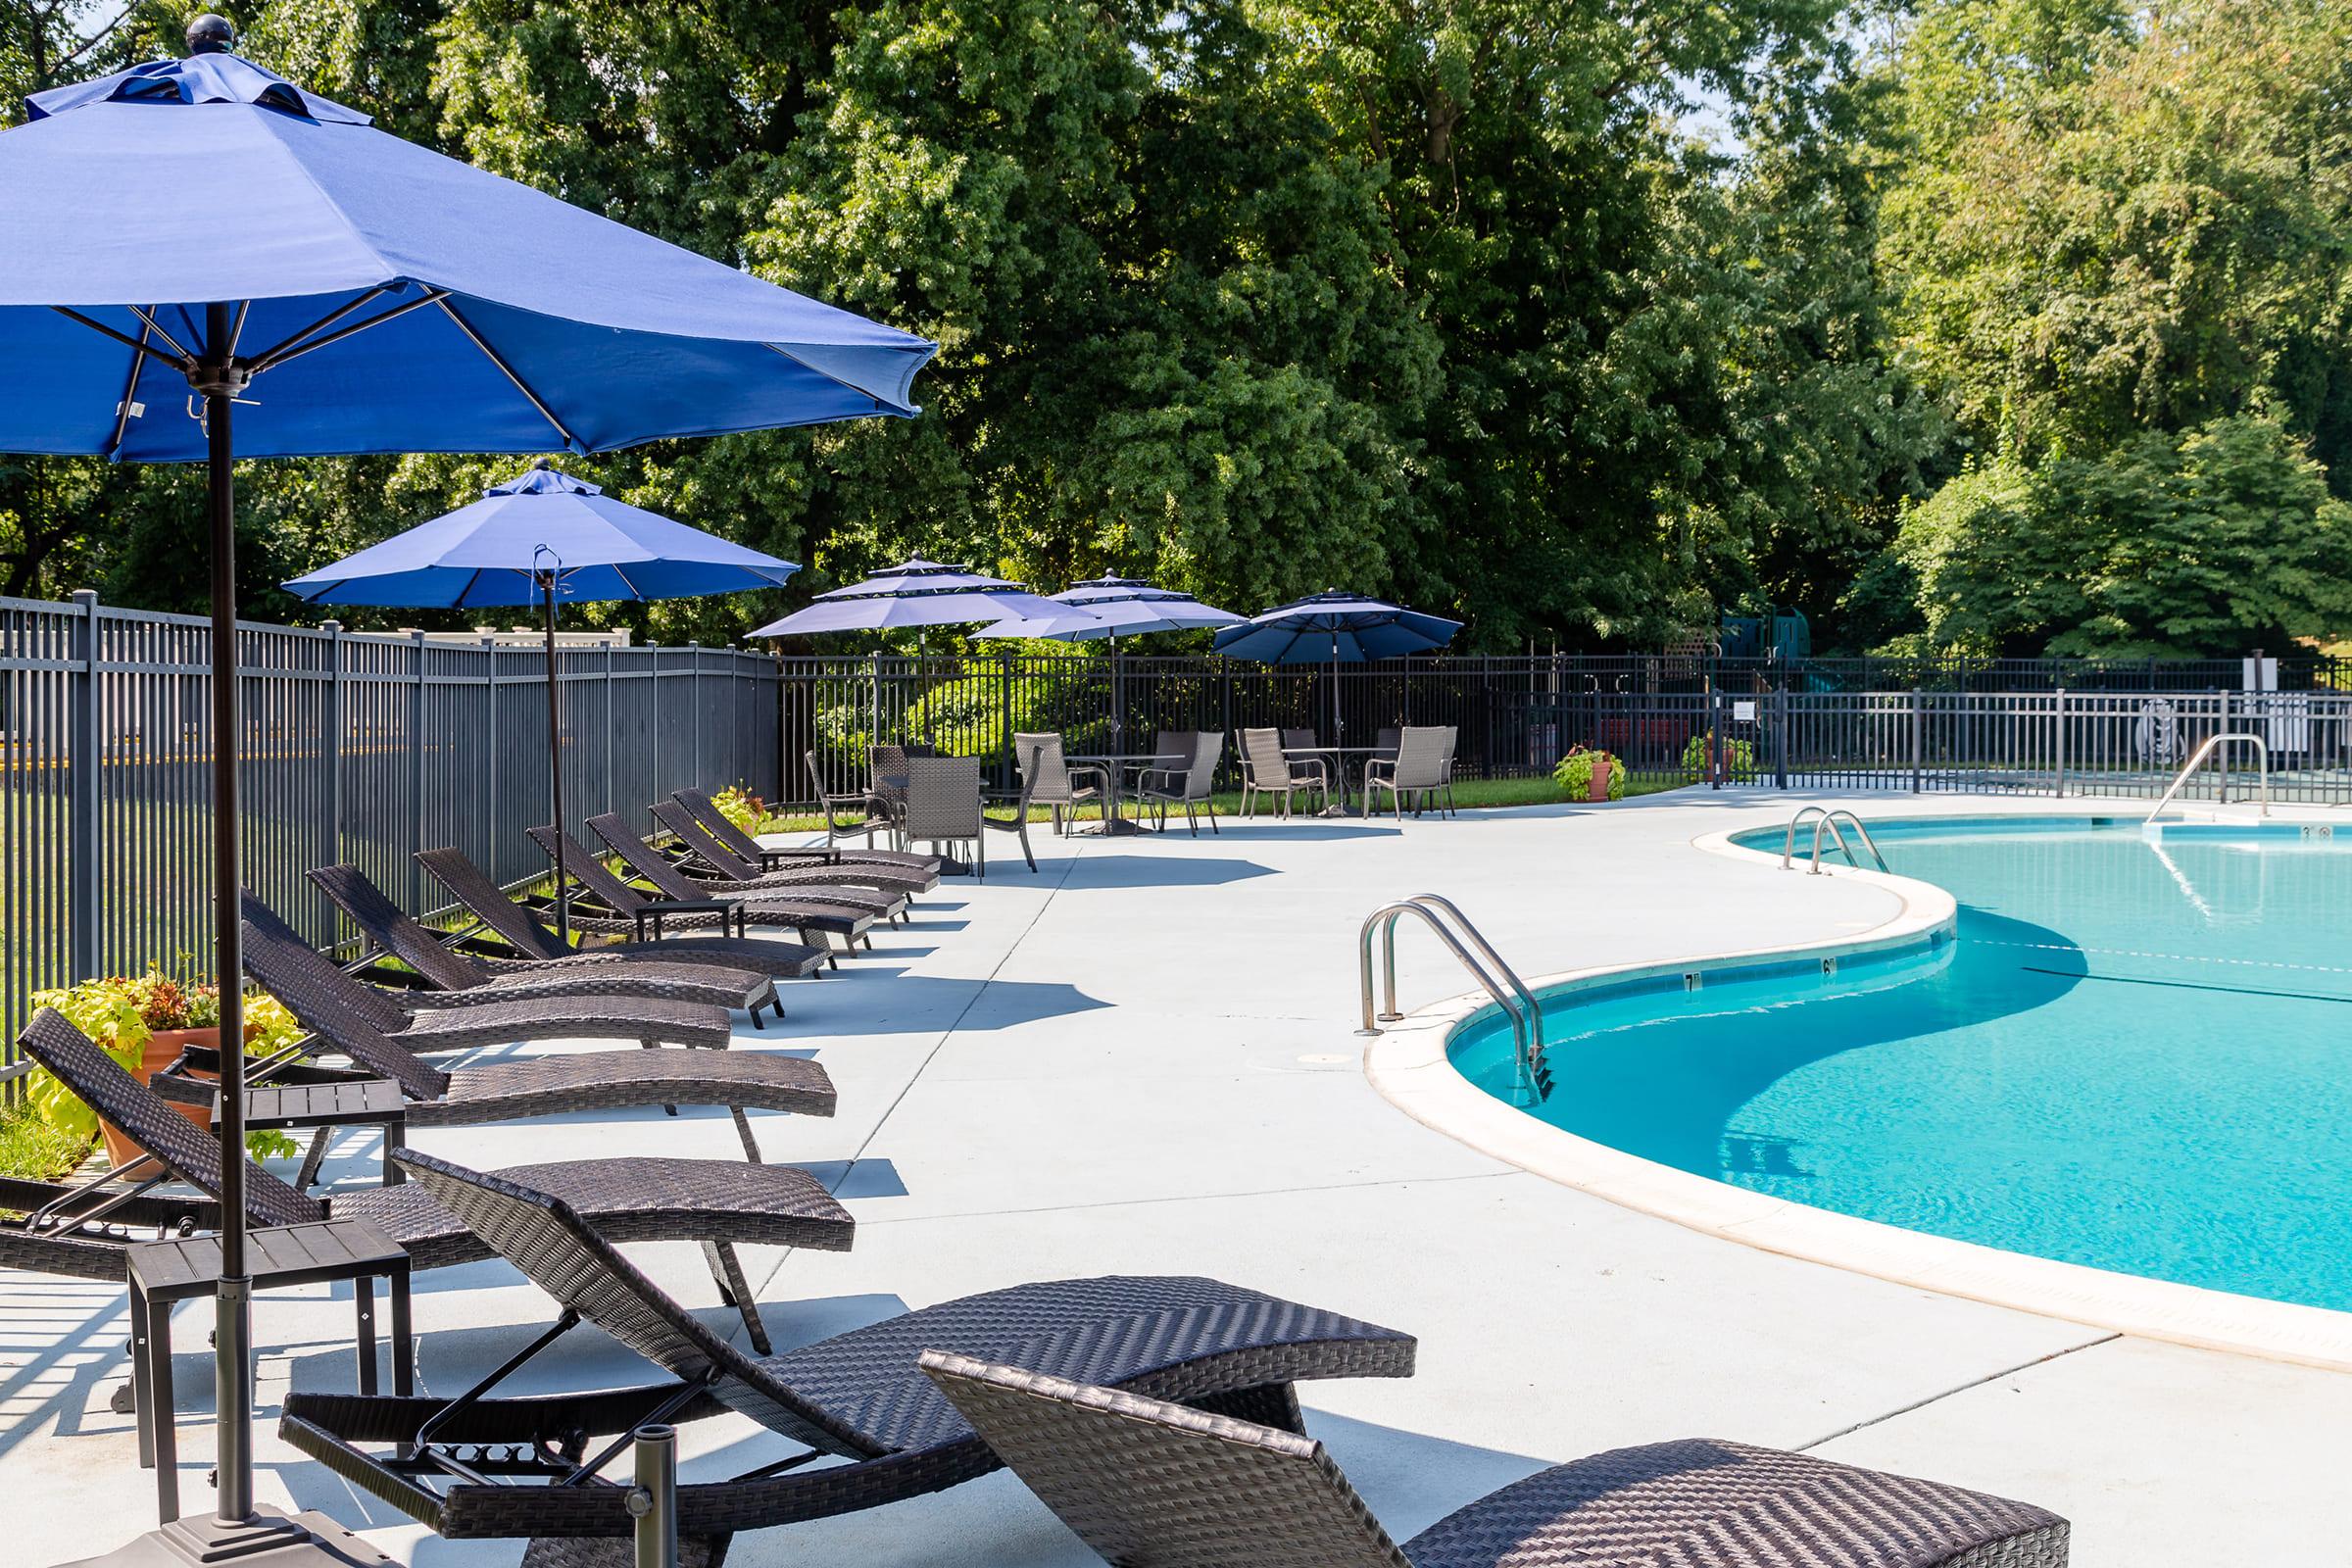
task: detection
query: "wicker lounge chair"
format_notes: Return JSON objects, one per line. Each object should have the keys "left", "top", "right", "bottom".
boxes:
{"left": 279, "top": 1149, "right": 1417, "bottom": 1563}
{"left": 414, "top": 847, "right": 828, "bottom": 983}
{"left": 648, "top": 800, "right": 932, "bottom": 903}
{"left": 306, "top": 864, "right": 781, "bottom": 1024}
{"left": 804, "top": 751, "right": 894, "bottom": 853}
{"left": 1238, "top": 726, "right": 1330, "bottom": 818}
{"left": 1139, "top": 731, "right": 1223, "bottom": 836}
{"left": 529, "top": 823, "right": 874, "bottom": 961}
{"left": 920, "top": 1353, "right": 2071, "bottom": 1568}
{"left": 6, "top": 1010, "right": 851, "bottom": 1358}
{"left": 232, "top": 906, "right": 831, "bottom": 1161}
{"left": 588, "top": 811, "right": 903, "bottom": 931}
{"left": 1010, "top": 731, "right": 1105, "bottom": 836}
{"left": 1365, "top": 726, "right": 1450, "bottom": 820}
{"left": 674, "top": 786, "right": 941, "bottom": 882}
{"left": 244, "top": 894, "right": 736, "bottom": 1055}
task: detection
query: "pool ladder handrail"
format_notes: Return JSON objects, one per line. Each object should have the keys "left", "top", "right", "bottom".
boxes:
{"left": 1781, "top": 807, "right": 1889, "bottom": 874}
{"left": 2144, "top": 731, "right": 2271, "bottom": 823}
{"left": 1356, "top": 895, "right": 1550, "bottom": 1103}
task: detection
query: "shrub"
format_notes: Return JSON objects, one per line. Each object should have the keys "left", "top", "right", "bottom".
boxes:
{"left": 1681, "top": 734, "right": 1758, "bottom": 781}
{"left": 1552, "top": 746, "right": 1626, "bottom": 801}
{"left": 711, "top": 783, "right": 766, "bottom": 835}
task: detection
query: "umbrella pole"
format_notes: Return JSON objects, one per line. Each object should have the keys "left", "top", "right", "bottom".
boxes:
{"left": 200, "top": 304, "right": 256, "bottom": 1527}
{"left": 543, "top": 575, "right": 568, "bottom": 943}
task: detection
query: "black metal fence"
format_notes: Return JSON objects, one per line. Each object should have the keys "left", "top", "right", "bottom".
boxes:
{"left": 780, "top": 653, "right": 2352, "bottom": 801}
{"left": 0, "top": 591, "right": 779, "bottom": 1054}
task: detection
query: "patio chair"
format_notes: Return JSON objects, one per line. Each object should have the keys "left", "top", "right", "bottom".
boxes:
{"left": 1365, "top": 726, "right": 1450, "bottom": 820}
{"left": 1140, "top": 731, "right": 1223, "bottom": 836}
{"left": 901, "top": 754, "right": 1000, "bottom": 876}
{"left": 867, "top": 743, "right": 939, "bottom": 848}
{"left": 1126, "top": 728, "right": 1191, "bottom": 798}
{"left": 600, "top": 810, "right": 908, "bottom": 924}
{"left": 414, "top": 847, "right": 828, "bottom": 983}
{"left": 7, "top": 1009, "right": 852, "bottom": 1357}
{"left": 1437, "top": 723, "right": 1459, "bottom": 816}
{"left": 649, "top": 800, "right": 933, "bottom": 902}
{"left": 981, "top": 740, "right": 1047, "bottom": 872}
{"left": 674, "top": 786, "right": 941, "bottom": 880}
{"left": 572, "top": 818, "right": 883, "bottom": 954}
{"left": 1010, "top": 731, "right": 1105, "bottom": 836}
{"left": 229, "top": 906, "right": 834, "bottom": 1163}
{"left": 1282, "top": 726, "right": 1318, "bottom": 753}
{"left": 243, "top": 893, "right": 737, "bottom": 1055}
{"left": 525, "top": 824, "right": 869, "bottom": 967}
{"left": 278, "top": 1149, "right": 1416, "bottom": 1563}
{"left": 1374, "top": 725, "right": 1401, "bottom": 763}
{"left": 919, "top": 1353, "right": 2071, "bottom": 1568}
{"left": 306, "top": 864, "right": 781, "bottom": 1025}
{"left": 1237, "top": 726, "right": 1329, "bottom": 818}
{"left": 805, "top": 751, "right": 891, "bottom": 853}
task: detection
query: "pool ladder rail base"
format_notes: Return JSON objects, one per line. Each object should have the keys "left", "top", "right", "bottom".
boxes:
{"left": 1781, "top": 807, "right": 1888, "bottom": 874}
{"left": 1357, "top": 895, "right": 1550, "bottom": 1104}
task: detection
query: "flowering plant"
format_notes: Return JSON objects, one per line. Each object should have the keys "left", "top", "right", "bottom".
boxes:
{"left": 711, "top": 783, "right": 768, "bottom": 835}
{"left": 1552, "top": 746, "right": 1626, "bottom": 801}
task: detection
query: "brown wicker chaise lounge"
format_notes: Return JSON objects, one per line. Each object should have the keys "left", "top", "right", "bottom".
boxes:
{"left": 233, "top": 906, "right": 833, "bottom": 1161}
{"left": 279, "top": 1150, "right": 1416, "bottom": 1564}
{"left": 413, "top": 846, "right": 830, "bottom": 983}
{"left": 920, "top": 1352, "right": 2072, "bottom": 1568}
{"left": 647, "top": 799, "right": 933, "bottom": 903}
{"left": 6, "top": 1010, "right": 852, "bottom": 1360}
{"left": 307, "top": 864, "right": 782, "bottom": 1025}
{"left": 587, "top": 812, "right": 903, "bottom": 931}
{"left": 245, "top": 894, "right": 738, "bottom": 1054}
{"left": 525, "top": 823, "right": 874, "bottom": 965}
{"left": 672, "top": 786, "right": 942, "bottom": 883}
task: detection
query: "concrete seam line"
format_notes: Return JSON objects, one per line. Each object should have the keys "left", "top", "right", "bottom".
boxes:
{"left": 1795, "top": 1332, "right": 2123, "bottom": 1451}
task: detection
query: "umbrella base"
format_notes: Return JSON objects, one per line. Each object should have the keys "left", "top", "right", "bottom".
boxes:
{"left": 54, "top": 1510, "right": 391, "bottom": 1568}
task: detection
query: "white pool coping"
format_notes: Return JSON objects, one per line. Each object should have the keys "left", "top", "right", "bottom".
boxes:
{"left": 1364, "top": 805, "right": 2352, "bottom": 1373}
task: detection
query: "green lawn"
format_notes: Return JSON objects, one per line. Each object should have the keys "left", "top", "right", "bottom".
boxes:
{"left": 0, "top": 1102, "right": 90, "bottom": 1181}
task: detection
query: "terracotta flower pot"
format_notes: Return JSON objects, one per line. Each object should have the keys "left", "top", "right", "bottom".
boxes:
{"left": 98, "top": 1025, "right": 220, "bottom": 1177}
{"left": 1587, "top": 756, "right": 1612, "bottom": 802}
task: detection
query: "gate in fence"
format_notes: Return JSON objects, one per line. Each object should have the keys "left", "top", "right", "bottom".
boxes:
{"left": 0, "top": 591, "right": 779, "bottom": 1056}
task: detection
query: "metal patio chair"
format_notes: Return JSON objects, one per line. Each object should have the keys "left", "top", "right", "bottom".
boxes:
{"left": 1011, "top": 731, "right": 1106, "bottom": 836}
{"left": 1140, "top": 731, "right": 1223, "bottom": 836}
{"left": 1237, "top": 726, "right": 1329, "bottom": 818}
{"left": 1365, "top": 726, "right": 1450, "bottom": 820}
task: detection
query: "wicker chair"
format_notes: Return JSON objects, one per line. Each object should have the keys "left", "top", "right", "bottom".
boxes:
{"left": 1281, "top": 726, "right": 1318, "bottom": 753}
{"left": 1140, "top": 731, "right": 1224, "bottom": 836}
{"left": 674, "top": 785, "right": 940, "bottom": 880}
{"left": 867, "top": 743, "right": 938, "bottom": 849}
{"left": 982, "top": 740, "right": 1048, "bottom": 872}
{"left": 1237, "top": 726, "right": 1329, "bottom": 818}
{"left": 524, "top": 824, "right": 866, "bottom": 966}
{"left": 649, "top": 800, "right": 931, "bottom": 904}
{"left": 805, "top": 750, "right": 891, "bottom": 853}
{"left": 1010, "top": 731, "right": 1105, "bottom": 836}
{"left": 1374, "top": 725, "right": 1401, "bottom": 763}
{"left": 581, "top": 815, "right": 887, "bottom": 952}
{"left": 901, "top": 754, "right": 994, "bottom": 876}
{"left": 1437, "top": 724, "right": 1460, "bottom": 816}
{"left": 1365, "top": 726, "right": 1450, "bottom": 820}
{"left": 921, "top": 1352, "right": 2071, "bottom": 1568}
{"left": 1127, "top": 728, "right": 1191, "bottom": 798}
{"left": 278, "top": 1150, "right": 1416, "bottom": 1564}
{"left": 232, "top": 902, "right": 833, "bottom": 1163}
{"left": 7, "top": 1009, "right": 852, "bottom": 1358}
{"left": 306, "top": 863, "right": 780, "bottom": 1024}
{"left": 414, "top": 846, "right": 827, "bottom": 982}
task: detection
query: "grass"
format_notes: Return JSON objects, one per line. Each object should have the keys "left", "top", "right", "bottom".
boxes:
{"left": 755, "top": 772, "right": 1689, "bottom": 833}
{"left": 0, "top": 1102, "right": 91, "bottom": 1181}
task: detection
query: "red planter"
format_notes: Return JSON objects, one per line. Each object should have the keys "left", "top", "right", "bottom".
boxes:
{"left": 98, "top": 1026, "right": 220, "bottom": 1177}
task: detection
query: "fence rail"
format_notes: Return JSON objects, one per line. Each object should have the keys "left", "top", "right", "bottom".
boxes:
{"left": 0, "top": 591, "right": 779, "bottom": 1057}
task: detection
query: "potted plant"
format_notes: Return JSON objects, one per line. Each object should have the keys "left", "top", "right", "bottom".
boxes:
{"left": 1552, "top": 746, "right": 1625, "bottom": 802}
{"left": 711, "top": 782, "right": 769, "bottom": 835}
{"left": 26, "top": 969, "right": 302, "bottom": 1176}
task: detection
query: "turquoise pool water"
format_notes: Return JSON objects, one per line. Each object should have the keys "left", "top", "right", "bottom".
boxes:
{"left": 1448, "top": 817, "right": 2352, "bottom": 1311}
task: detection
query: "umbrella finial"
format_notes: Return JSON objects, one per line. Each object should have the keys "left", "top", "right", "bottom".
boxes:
{"left": 186, "top": 13, "right": 235, "bottom": 53}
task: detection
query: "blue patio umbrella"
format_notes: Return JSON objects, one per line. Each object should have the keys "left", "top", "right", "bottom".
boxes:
{"left": 751, "top": 558, "right": 1071, "bottom": 635}
{"left": 284, "top": 459, "right": 801, "bottom": 938}
{"left": 0, "top": 20, "right": 932, "bottom": 1565}
{"left": 1213, "top": 590, "right": 1463, "bottom": 741}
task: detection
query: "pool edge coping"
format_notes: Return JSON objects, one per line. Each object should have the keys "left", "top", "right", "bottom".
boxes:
{"left": 1362, "top": 803, "right": 2352, "bottom": 1375}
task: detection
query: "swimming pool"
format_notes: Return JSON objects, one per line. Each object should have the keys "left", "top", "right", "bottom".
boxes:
{"left": 1447, "top": 817, "right": 2352, "bottom": 1313}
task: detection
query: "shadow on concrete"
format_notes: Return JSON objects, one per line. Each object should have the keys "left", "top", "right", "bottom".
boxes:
{"left": 786, "top": 970, "right": 1110, "bottom": 1035}
{"left": 1055, "top": 855, "right": 1282, "bottom": 889}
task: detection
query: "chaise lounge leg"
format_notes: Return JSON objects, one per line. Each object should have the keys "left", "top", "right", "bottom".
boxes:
{"left": 728, "top": 1104, "right": 764, "bottom": 1163}
{"left": 701, "top": 1241, "right": 771, "bottom": 1353}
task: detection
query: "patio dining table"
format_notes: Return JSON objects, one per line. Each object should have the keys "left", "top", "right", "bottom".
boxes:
{"left": 1284, "top": 744, "right": 1389, "bottom": 817}
{"left": 1069, "top": 750, "right": 1191, "bottom": 836}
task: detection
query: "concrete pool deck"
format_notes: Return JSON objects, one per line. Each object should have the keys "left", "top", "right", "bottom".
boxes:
{"left": 5, "top": 788, "right": 2346, "bottom": 1565}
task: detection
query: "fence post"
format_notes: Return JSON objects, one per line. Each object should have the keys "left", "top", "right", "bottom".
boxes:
{"left": 607, "top": 640, "right": 618, "bottom": 817}
{"left": 998, "top": 652, "right": 1013, "bottom": 791}
{"left": 408, "top": 630, "right": 427, "bottom": 910}
{"left": 1909, "top": 688, "right": 1923, "bottom": 793}
{"left": 688, "top": 644, "right": 702, "bottom": 789}
{"left": 1707, "top": 684, "right": 1723, "bottom": 789}
{"left": 650, "top": 648, "right": 664, "bottom": 811}
{"left": 1773, "top": 679, "right": 1788, "bottom": 790}
{"left": 2052, "top": 687, "right": 2066, "bottom": 799}
{"left": 68, "top": 589, "right": 100, "bottom": 982}
{"left": 323, "top": 619, "right": 345, "bottom": 887}
{"left": 2217, "top": 688, "right": 2230, "bottom": 804}
{"left": 482, "top": 633, "right": 499, "bottom": 863}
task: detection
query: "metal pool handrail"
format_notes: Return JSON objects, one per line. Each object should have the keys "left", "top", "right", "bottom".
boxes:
{"left": 1782, "top": 807, "right": 1888, "bottom": 873}
{"left": 2145, "top": 731, "right": 2271, "bottom": 823}
{"left": 1356, "top": 897, "right": 1550, "bottom": 1103}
